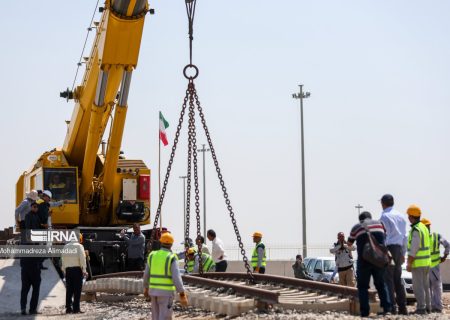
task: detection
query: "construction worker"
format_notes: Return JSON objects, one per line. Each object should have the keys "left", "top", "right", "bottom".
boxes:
{"left": 186, "top": 247, "right": 215, "bottom": 273}
{"left": 251, "top": 232, "right": 266, "bottom": 274}
{"left": 420, "top": 218, "right": 450, "bottom": 313}
{"left": 143, "top": 233, "right": 188, "bottom": 320}
{"left": 406, "top": 205, "right": 431, "bottom": 314}
{"left": 195, "top": 235, "right": 210, "bottom": 255}
{"left": 15, "top": 190, "right": 39, "bottom": 231}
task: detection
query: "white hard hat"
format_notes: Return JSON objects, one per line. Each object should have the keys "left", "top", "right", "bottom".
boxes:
{"left": 43, "top": 190, "right": 52, "bottom": 198}
{"left": 27, "top": 190, "right": 39, "bottom": 201}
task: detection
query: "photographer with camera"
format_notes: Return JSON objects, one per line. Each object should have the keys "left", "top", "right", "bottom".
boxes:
{"left": 330, "top": 232, "right": 355, "bottom": 287}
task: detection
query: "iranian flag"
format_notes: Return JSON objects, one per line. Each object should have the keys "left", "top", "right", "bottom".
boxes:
{"left": 159, "top": 111, "right": 169, "bottom": 146}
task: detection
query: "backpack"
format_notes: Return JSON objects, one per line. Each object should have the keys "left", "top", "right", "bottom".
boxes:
{"left": 362, "top": 223, "right": 390, "bottom": 268}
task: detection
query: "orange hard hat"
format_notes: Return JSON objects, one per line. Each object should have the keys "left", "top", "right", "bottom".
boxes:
{"left": 407, "top": 205, "right": 422, "bottom": 217}
{"left": 187, "top": 247, "right": 196, "bottom": 255}
{"left": 252, "top": 232, "right": 263, "bottom": 238}
{"left": 420, "top": 218, "right": 431, "bottom": 226}
{"left": 160, "top": 232, "right": 174, "bottom": 244}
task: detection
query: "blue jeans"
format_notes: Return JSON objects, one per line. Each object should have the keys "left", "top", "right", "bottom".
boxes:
{"left": 357, "top": 259, "right": 391, "bottom": 316}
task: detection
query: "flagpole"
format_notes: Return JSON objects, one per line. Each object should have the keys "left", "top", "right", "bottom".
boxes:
{"left": 159, "top": 111, "right": 162, "bottom": 231}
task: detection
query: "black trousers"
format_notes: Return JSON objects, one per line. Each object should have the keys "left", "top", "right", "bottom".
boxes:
{"left": 66, "top": 267, "right": 83, "bottom": 312}
{"left": 385, "top": 245, "right": 407, "bottom": 311}
{"left": 127, "top": 257, "right": 144, "bottom": 271}
{"left": 215, "top": 260, "right": 228, "bottom": 272}
{"left": 254, "top": 267, "right": 266, "bottom": 274}
{"left": 21, "top": 266, "right": 41, "bottom": 312}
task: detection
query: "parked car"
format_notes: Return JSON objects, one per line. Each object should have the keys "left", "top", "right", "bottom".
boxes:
{"left": 304, "top": 256, "right": 337, "bottom": 283}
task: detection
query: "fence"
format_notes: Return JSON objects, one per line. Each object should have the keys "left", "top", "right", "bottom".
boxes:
{"left": 172, "top": 244, "right": 332, "bottom": 261}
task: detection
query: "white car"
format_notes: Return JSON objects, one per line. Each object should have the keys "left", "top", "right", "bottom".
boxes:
{"left": 303, "top": 256, "right": 338, "bottom": 283}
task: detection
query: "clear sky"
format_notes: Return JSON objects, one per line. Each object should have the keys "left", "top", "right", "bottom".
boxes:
{"left": 1, "top": 1, "right": 449, "bottom": 253}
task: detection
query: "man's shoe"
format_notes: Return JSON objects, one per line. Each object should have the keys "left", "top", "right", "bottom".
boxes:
{"left": 21, "top": 310, "right": 27, "bottom": 315}
{"left": 29, "top": 310, "right": 41, "bottom": 315}
{"left": 431, "top": 309, "right": 443, "bottom": 313}
{"left": 414, "top": 309, "right": 427, "bottom": 315}
{"left": 398, "top": 308, "right": 408, "bottom": 315}
{"left": 66, "top": 309, "right": 73, "bottom": 314}
{"left": 73, "top": 310, "right": 84, "bottom": 314}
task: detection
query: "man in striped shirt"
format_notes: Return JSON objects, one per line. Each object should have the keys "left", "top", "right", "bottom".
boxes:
{"left": 348, "top": 211, "right": 392, "bottom": 317}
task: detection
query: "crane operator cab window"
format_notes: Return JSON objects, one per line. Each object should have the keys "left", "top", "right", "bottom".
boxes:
{"left": 43, "top": 168, "right": 78, "bottom": 203}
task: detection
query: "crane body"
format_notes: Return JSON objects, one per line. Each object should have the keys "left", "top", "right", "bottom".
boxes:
{"left": 16, "top": 0, "right": 152, "bottom": 274}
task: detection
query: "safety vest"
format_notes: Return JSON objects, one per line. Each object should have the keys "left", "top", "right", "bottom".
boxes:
{"left": 251, "top": 242, "right": 267, "bottom": 268}
{"left": 408, "top": 222, "right": 431, "bottom": 268}
{"left": 430, "top": 232, "right": 441, "bottom": 268}
{"left": 187, "top": 253, "right": 215, "bottom": 273}
{"left": 147, "top": 249, "right": 178, "bottom": 291}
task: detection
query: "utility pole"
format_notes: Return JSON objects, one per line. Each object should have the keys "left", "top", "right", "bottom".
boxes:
{"left": 355, "top": 204, "right": 363, "bottom": 215}
{"left": 179, "top": 176, "right": 188, "bottom": 233}
{"left": 197, "top": 144, "right": 210, "bottom": 237}
{"left": 292, "top": 85, "right": 311, "bottom": 258}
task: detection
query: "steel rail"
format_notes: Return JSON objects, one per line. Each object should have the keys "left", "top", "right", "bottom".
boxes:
{"left": 199, "top": 272, "right": 377, "bottom": 301}
{"left": 92, "top": 271, "right": 143, "bottom": 280}
{"left": 182, "top": 274, "right": 279, "bottom": 304}
{"left": 90, "top": 271, "right": 375, "bottom": 303}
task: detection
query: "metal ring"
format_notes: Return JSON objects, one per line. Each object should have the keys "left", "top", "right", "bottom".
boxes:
{"left": 183, "top": 64, "right": 199, "bottom": 80}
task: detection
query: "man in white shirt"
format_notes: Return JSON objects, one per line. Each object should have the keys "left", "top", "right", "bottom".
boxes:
{"left": 207, "top": 229, "right": 227, "bottom": 272}
{"left": 379, "top": 194, "right": 408, "bottom": 315}
{"left": 62, "top": 233, "right": 87, "bottom": 314}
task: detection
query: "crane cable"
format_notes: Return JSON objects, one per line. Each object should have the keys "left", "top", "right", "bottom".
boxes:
{"left": 71, "top": 0, "right": 101, "bottom": 92}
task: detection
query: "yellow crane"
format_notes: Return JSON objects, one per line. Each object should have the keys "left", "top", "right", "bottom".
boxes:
{"left": 15, "top": 0, "right": 153, "bottom": 274}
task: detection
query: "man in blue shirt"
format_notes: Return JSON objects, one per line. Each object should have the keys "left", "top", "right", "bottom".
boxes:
{"left": 379, "top": 194, "right": 408, "bottom": 315}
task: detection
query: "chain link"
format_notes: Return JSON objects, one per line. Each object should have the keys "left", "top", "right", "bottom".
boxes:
{"left": 184, "top": 82, "right": 194, "bottom": 272}
{"left": 187, "top": 86, "right": 203, "bottom": 274}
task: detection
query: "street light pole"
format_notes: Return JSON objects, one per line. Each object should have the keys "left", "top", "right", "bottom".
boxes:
{"left": 292, "top": 85, "right": 311, "bottom": 258}
{"left": 355, "top": 204, "right": 363, "bottom": 215}
{"left": 179, "top": 176, "right": 188, "bottom": 233}
{"left": 197, "top": 144, "right": 210, "bottom": 237}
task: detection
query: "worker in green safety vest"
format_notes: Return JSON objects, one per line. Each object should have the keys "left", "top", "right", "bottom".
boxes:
{"left": 406, "top": 205, "right": 431, "bottom": 315}
{"left": 186, "top": 247, "right": 215, "bottom": 273}
{"left": 143, "top": 232, "right": 188, "bottom": 320}
{"left": 420, "top": 218, "right": 450, "bottom": 313}
{"left": 251, "top": 231, "right": 266, "bottom": 274}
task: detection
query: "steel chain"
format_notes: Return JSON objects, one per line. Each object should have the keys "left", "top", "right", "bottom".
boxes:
{"left": 187, "top": 86, "right": 203, "bottom": 274}
{"left": 184, "top": 82, "right": 194, "bottom": 273}
{"left": 192, "top": 85, "right": 254, "bottom": 282}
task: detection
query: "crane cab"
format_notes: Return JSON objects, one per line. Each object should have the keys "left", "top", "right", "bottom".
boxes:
{"left": 16, "top": 150, "right": 80, "bottom": 226}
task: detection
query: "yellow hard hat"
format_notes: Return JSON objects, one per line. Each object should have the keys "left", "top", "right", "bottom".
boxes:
{"left": 420, "top": 218, "right": 431, "bottom": 226}
{"left": 252, "top": 232, "right": 263, "bottom": 238}
{"left": 407, "top": 205, "right": 422, "bottom": 217}
{"left": 187, "top": 247, "right": 195, "bottom": 255}
{"left": 160, "top": 232, "right": 174, "bottom": 244}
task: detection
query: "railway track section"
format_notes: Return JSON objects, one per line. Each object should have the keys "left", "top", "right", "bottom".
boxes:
{"left": 86, "top": 271, "right": 380, "bottom": 316}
